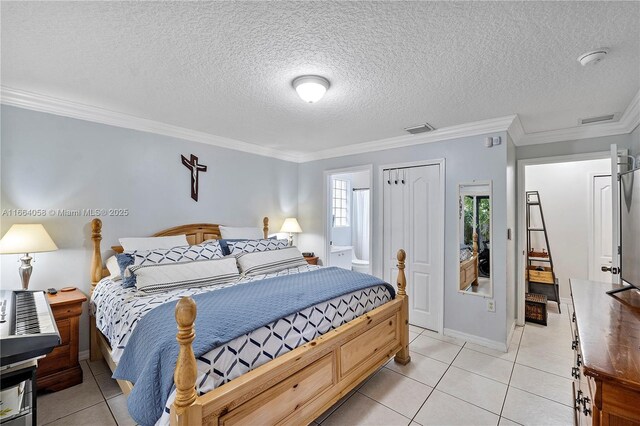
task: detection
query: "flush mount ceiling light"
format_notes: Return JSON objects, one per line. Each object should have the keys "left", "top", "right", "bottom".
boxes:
{"left": 292, "top": 75, "right": 330, "bottom": 103}
{"left": 577, "top": 48, "right": 609, "bottom": 66}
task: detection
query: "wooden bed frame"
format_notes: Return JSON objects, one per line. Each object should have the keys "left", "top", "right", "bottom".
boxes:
{"left": 459, "top": 233, "right": 479, "bottom": 291}
{"left": 89, "top": 217, "right": 411, "bottom": 426}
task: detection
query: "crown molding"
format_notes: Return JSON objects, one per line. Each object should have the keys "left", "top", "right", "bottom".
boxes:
{"left": 515, "top": 89, "right": 640, "bottom": 146}
{"left": 297, "top": 115, "right": 517, "bottom": 163}
{"left": 2, "top": 86, "right": 638, "bottom": 163}
{"left": 0, "top": 86, "right": 303, "bottom": 163}
{"left": 507, "top": 114, "right": 525, "bottom": 144}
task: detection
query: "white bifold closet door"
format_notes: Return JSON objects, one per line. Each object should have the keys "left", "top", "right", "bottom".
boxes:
{"left": 383, "top": 164, "right": 442, "bottom": 331}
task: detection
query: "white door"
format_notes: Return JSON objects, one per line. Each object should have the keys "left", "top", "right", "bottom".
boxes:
{"left": 383, "top": 165, "right": 442, "bottom": 330}
{"left": 383, "top": 169, "right": 407, "bottom": 291}
{"left": 591, "top": 175, "right": 613, "bottom": 282}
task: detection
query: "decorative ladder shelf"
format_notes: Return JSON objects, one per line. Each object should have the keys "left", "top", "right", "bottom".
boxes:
{"left": 525, "top": 191, "right": 561, "bottom": 314}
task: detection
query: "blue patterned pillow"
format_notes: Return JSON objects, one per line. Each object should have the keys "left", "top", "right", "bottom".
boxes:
{"left": 119, "top": 240, "right": 224, "bottom": 289}
{"left": 228, "top": 238, "right": 288, "bottom": 255}
{"left": 116, "top": 253, "right": 136, "bottom": 288}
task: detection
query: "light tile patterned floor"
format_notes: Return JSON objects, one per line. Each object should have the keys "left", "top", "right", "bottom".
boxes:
{"left": 37, "top": 304, "right": 575, "bottom": 426}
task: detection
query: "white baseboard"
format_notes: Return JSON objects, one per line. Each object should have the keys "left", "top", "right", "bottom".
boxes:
{"left": 79, "top": 349, "right": 90, "bottom": 361}
{"left": 443, "top": 328, "right": 508, "bottom": 352}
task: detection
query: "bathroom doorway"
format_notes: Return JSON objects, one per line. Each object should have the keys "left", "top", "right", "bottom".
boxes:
{"left": 324, "top": 165, "right": 373, "bottom": 275}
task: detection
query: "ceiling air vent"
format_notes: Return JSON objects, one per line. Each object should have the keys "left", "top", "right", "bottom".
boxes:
{"left": 579, "top": 114, "right": 616, "bottom": 125}
{"left": 404, "top": 123, "right": 436, "bottom": 134}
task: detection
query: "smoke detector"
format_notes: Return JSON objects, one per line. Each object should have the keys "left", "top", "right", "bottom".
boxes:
{"left": 577, "top": 49, "right": 608, "bottom": 66}
{"left": 404, "top": 123, "right": 436, "bottom": 134}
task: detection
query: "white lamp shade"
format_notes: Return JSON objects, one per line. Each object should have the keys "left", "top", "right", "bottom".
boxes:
{"left": 280, "top": 218, "right": 302, "bottom": 234}
{"left": 0, "top": 224, "right": 58, "bottom": 254}
{"left": 293, "top": 76, "right": 329, "bottom": 103}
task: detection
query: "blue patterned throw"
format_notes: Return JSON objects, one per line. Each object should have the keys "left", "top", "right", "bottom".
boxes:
{"left": 113, "top": 267, "right": 394, "bottom": 425}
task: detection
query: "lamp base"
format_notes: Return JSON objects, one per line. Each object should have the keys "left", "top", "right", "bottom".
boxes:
{"left": 288, "top": 233, "right": 294, "bottom": 247}
{"left": 19, "top": 254, "right": 33, "bottom": 290}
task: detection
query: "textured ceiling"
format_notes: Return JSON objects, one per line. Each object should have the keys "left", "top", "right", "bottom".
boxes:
{"left": 2, "top": 1, "right": 639, "bottom": 153}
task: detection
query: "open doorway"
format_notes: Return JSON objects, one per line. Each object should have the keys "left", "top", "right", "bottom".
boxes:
{"left": 517, "top": 152, "right": 611, "bottom": 325}
{"left": 324, "top": 166, "right": 373, "bottom": 275}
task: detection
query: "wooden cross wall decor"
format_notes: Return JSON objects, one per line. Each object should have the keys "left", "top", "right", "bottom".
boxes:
{"left": 181, "top": 154, "right": 208, "bottom": 201}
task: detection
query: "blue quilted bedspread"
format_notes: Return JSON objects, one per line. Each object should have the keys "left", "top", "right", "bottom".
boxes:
{"left": 113, "top": 267, "right": 394, "bottom": 425}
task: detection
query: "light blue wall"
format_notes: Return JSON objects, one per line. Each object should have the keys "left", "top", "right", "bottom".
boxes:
{"left": 3, "top": 103, "right": 634, "bottom": 353}
{"left": 0, "top": 105, "right": 299, "bottom": 353}
{"left": 297, "top": 132, "right": 511, "bottom": 345}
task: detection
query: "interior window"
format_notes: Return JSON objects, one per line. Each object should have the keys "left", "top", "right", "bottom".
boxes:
{"left": 332, "top": 179, "right": 349, "bottom": 227}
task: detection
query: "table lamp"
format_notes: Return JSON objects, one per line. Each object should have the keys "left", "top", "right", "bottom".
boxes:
{"left": 0, "top": 224, "right": 58, "bottom": 289}
{"left": 280, "top": 218, "right": 302, "bottom": 246}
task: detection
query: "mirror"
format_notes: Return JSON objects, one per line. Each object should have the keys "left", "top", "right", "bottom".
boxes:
{"left": 458, "top": 181, "right": 492, "bottom": 297}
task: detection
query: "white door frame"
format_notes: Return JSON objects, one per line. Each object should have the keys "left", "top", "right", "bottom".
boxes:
{"left": 378, "top": 158, "right": 446, "bottom": 334}
{"left": 323, "top": 164, "right": 374, "bottom": 273}
{"left": 516, "top": 151, "right": 609, "bottom": 325}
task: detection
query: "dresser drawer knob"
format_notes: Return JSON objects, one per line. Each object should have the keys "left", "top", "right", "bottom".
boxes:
{"left": 576, "top": 354, "right": 582, "bottom": 367}
{"left": 575, "top": 389, "right": 584, "bottom": 409}
{"left": 571, "top": 367, "right": 580, "bottom": 379}
{"left": 571, "top": 339, "right": 579, "bottom": 350}
{"left": 572, "top": 312, "right": 576, "bottom": 323}
{"left": 582, "top": 396, "right": 592, "bottom": 416}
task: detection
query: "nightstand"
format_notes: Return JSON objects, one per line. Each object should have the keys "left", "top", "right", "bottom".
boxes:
{"left": 304, "top": 256, "right": 319, "bottom": 265}
{"left": 36, "top": 288, "right": 87, "bottom": 392}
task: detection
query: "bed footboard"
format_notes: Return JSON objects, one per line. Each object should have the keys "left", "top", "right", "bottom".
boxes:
{"left": 171, "top": 249, "right": 411, "bottom": 426}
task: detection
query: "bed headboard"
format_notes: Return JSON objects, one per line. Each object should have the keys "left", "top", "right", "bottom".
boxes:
{"left": 90, "top": 217, "right": 270, "bottom": 291}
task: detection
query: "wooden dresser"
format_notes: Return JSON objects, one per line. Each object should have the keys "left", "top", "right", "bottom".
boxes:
{"left": 36, "top": 289, "right": 87, "bottom": 392}
{"left": 570, "top": 279, "right": 640, "bottom": 426}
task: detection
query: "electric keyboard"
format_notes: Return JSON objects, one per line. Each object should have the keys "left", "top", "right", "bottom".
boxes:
{"left": 0, "top": 290, "right": 60, "bottom": 366}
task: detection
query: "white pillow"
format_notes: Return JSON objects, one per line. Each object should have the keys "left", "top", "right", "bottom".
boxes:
{"left": 131, "top": 256, "right": 240, "bottom": 293}
{"left": 219, "top": 226, "right": 263, "bottom": 240}
{"left": 106, "top": 255, "right": 122, "bottom": 281}
{"left": 236, "top": 247, "right": 308, "bottom": 276}
{"left": 119, "top": 235, "right": 189, "bottom": 252}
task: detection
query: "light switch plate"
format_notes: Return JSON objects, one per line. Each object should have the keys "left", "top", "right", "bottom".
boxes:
{"left": 487, "top": 299, "right": 496, "bottom": 312}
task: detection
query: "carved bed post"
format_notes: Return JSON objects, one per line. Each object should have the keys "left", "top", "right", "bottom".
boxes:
{"left": 171, "top": 297, "right": 201, "bottom": 426}
{"left": 90, "top": 218, "right": 103, "bottom": 361}
{"left": 472, "top": 232, "right": 479, "bottom": 286}
{"left": 394, "top": 249, "right": 411, "bottom": 365}
{"left": 91, "top": 218, "right": 103, "bottom": 291}
{"left": 263, "top": 216, "right": 269, "bottom": 239}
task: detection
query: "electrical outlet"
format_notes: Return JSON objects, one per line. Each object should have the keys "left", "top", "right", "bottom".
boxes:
{"left": 487, "top": 299, "right": 496, "bottom": 312}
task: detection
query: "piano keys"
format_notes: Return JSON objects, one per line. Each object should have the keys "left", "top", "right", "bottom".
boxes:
{"left": 0, "top": 290, "right": 60, "bottom": 366}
